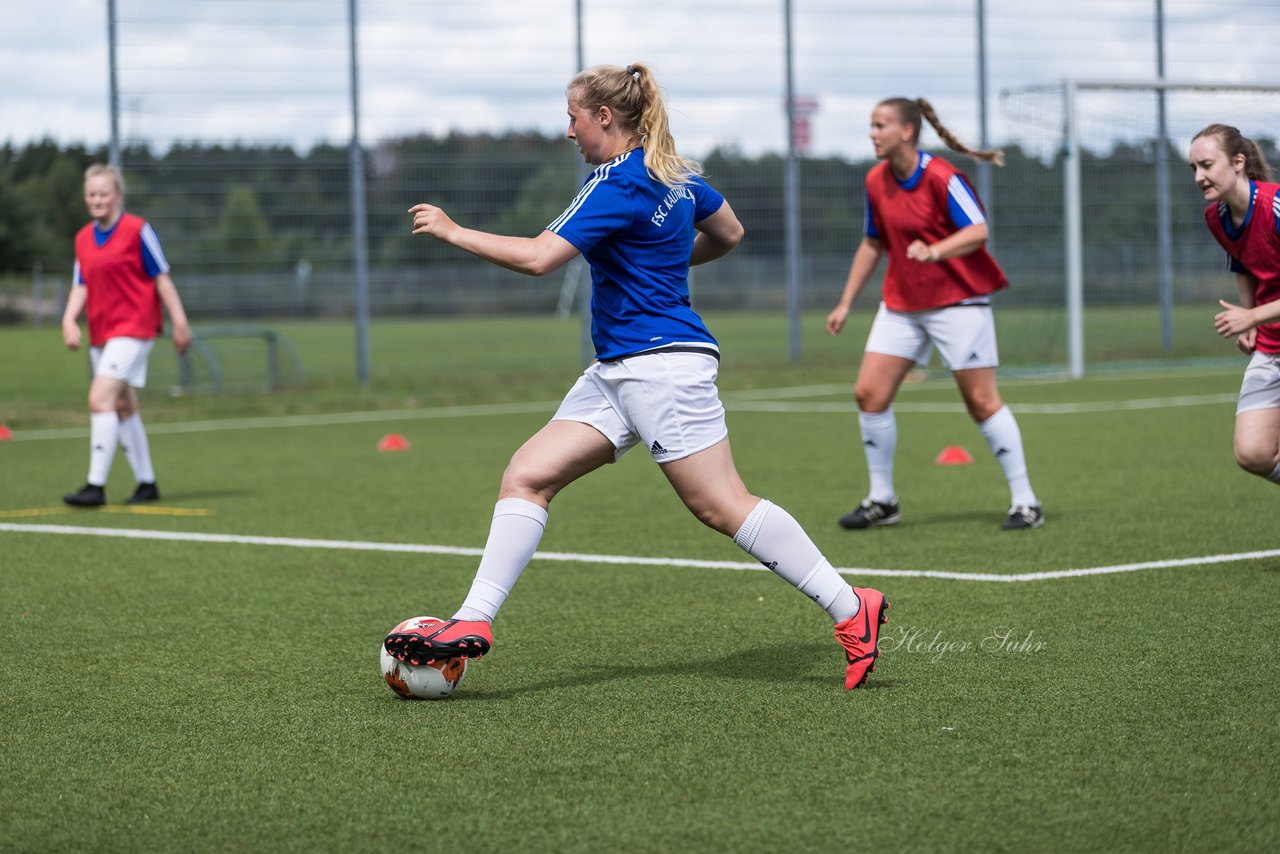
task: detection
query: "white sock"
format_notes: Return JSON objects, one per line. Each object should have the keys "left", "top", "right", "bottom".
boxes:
{"left": 87, "top": 411, "right": 120, "bottom": 487}
{"left": 1267, "top": 464, "right": 1280, "bottom": 484}
{"left": 452, "top": 497, "right": 548, "bottom": 623}
{"left": 858, "top": 409, "right": 897, "bottom": 503}
{"left": 733, "top": 499, "right": 860, "bottom": 623}
{"left": 118, "top": 414, "right": 156, "bottom": 484}
{"left": 978, "top": 405, "right": 1038, "bottom": 507}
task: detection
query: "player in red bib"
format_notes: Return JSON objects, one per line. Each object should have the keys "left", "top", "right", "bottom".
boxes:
{"left": 1191, "top": 124, "right": 1280, "bottom": 485}
{"left": 60, "top": 164, "right": 192, "bottom": 506}
{"left": 826, "top": 97, "right": 1042, "bottom": 531}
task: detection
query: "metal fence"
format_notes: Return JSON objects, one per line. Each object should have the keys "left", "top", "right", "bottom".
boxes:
{"left": 57, "top": 0, "right": 1280, "bottom": 378}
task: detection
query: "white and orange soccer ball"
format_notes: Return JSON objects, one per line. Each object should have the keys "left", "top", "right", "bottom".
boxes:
{"left": 379, "top": 616, "right": 468, "bottom": 700}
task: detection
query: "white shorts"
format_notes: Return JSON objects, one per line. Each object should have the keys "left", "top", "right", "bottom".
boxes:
{"left": 90, "top": 337, "right": 155, "bottom": 388}
{"left": 1237, "top": 351, "right": 1280, "bottom": 414}
{"left": 864, "top": 302, "right": 999, "bottom": 371}
{"left": 552, "top": 349, "right": 728, "bottom": 463}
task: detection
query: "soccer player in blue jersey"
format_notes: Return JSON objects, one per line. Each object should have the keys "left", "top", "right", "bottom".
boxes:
{"left": 386, "top": 63, "right": 889, "bottom": 690}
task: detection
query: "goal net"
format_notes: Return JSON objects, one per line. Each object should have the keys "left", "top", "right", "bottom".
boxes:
{"left": 998, "top": 80, "right": 1280, "bottom": 375}
{"left": 143, "top": 326, "right": 307, "bottom": 395}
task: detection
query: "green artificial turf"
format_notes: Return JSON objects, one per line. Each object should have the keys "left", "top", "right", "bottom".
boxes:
{"left": 2, "top": 316, "right": 1277, "bottom": 852}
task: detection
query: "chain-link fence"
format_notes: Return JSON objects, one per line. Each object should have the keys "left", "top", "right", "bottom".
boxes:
{"left": 17, "top": 0, "right": 1280, "bottom": 381}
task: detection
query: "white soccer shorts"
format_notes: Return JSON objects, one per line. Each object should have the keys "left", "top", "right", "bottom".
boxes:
{"left": 552, "top": 349, "right": 728, "bottom": 463}
{"left": 1237, "top": 350, "right": 1280, "bottom": 414}
{"left": 864, "top": 302, "right": 1000, "bottom": 371}
{"left": 90, "top": 337, "right": 155, "bottom": 388}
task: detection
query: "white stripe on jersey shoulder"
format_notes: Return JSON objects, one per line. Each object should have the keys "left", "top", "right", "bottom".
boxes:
{"left": 548, "top": 150, "right": 634, "bottom": 233}
{"left": 947, "top": 174, "right": 986, "bottom": 225}
{"left": 139, "top": 222, "right": 171, "bottom": 273}
{"left": 920, "top": 152, "right": 933, "bottom": 169}
{"left": 72, "top": 260, "right": 83, "bottom": 287}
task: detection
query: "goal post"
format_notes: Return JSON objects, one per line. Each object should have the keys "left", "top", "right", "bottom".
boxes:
{"left": 1002, "top": 79, "right": 1280, "bottom": 377}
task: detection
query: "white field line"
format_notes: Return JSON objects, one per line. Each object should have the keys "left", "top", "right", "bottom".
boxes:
{"left": 2, "top": 522, "right": 1275, "bottom": 583}
{"left": 729, "top": 393, "right": 1237, "bottom": 415}
{"left": 4, "top": 391, "right": 1236, "bottom": 441}
{"left": 9, "top": 400, "right": 561, "bottom": 441}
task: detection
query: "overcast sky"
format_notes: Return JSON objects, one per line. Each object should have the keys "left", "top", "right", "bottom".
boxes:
{"left": 5, "top": 0, "right": 1280, "bottom": 160}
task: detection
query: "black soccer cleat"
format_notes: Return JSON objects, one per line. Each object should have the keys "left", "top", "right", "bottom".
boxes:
{"left": 126, "top": 482, "right": 160, "bottom": 504}
{"left": 63, "top": 483, "right": 106, "bottom": 507}
{"left": 839, "top": 497, "right": 901, "bottom": 530}
{"left": 1001, "top": 504, "right": 1044, "bottom": 530}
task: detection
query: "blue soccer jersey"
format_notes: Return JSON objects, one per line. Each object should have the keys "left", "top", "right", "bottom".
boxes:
{"left": 548, "top": 148, "right": 724, "bottom": 360}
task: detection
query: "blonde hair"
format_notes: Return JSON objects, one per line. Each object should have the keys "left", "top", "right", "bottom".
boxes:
{"left": 880, "top": 97, "right": 1005, "bottom": 167}
{"left": 84, "top": 163, "right": 127, "bottom": 196}
{"left": 568, "top": 62, "right": 701, "bottom": 187}
{"left": 1192, "top": 123, "right": 1273, "bottom": 182}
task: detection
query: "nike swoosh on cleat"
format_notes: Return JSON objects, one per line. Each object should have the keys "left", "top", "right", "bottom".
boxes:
{"left": 856, "top": 608, "right": 873, "bottom": 643}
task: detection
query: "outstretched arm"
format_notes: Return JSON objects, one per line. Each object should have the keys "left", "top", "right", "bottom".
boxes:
{"left": 690, "top": 201, "right": 745, "bottom": 266}
{"left": 409, "top": 203, "right": 579, "bottom": 277}
{"left": 826, "top": 236, "right": 884, "bottom": 336}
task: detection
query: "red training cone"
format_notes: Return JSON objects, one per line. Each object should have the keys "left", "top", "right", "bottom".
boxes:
{"left": 934, "top": 445, "right": 974, "bottom": 465}
{"left": 377, "top": 433, "right": 411, "bottom": 452}
{"left": 0, "top": 424, "right": 12, "bottom": 441}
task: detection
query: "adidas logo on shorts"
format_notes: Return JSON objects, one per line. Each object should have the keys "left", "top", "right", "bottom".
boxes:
{"left": 650, "top": 440, "right": 668, "bottom": 456}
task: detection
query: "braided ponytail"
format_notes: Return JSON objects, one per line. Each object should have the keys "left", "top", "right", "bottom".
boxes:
{"left": 880, "top": 97, "right": 1004, "bottom": 166}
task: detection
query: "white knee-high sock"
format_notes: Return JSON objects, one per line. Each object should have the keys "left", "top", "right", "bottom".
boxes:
{"left": 978, "top": 405, "right": 1038, "bottom": 507}
{"left": 1267, "top": 464, "right": 1280, "bottom": 484}
{"left": 87, "top": 411, "right": 120, "bottom": 487}
{"left": 858, "top": 409, "right": 897, "bottom": 503}
{"left": 118, "top": 414, "right": 156, "bottom": 484}
{"left": 733, "top": 499, "right": 860, "bottom": 623}
{"left": 452, "top": 497, "right": 548, "bottom": 623}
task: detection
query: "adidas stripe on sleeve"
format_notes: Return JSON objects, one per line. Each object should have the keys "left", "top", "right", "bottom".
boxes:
{"left": 139, "top": 222, "right": 170, "bottom": 277}
{"left": 945, "top": 175, "right": 986, "bottom": 229}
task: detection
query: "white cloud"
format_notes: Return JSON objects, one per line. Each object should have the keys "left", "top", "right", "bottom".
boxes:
{"left": 3, "top": 0, "right": 1278, "bottom": 158}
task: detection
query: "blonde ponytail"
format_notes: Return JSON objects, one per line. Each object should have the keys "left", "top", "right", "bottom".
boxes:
{"left": 569, "top": 63, "right": 702, "bottom": 187}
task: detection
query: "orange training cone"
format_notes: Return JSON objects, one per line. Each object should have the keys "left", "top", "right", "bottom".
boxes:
{"left": 935, "top": 445, "right": 974, "bottom": 465}
{"left": 0, "top": 424, "right": 12, "bottom": 441}
{"left": 378, "top": 433, "right": 410, "bottom": 452}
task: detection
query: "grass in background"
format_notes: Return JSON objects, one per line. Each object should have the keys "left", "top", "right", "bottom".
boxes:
{"left": 2, "top": 320, "right": 1277, "bottom": 851}
{"left": 0, "top": 304, "right": 1241, "bottom": 428}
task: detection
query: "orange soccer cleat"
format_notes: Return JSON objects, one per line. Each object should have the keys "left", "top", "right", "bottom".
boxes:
{"left": 384, "top": 617, "right": 493, "bottom": 665}
{"left": 833, "top": 587, "right": 890, "bottom": 690}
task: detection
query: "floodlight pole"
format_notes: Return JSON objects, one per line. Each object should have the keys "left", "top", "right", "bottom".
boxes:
{"left": 976, "top": 0, "right": 992, "bottom": 250}
{"left": 106, "top": 0, "right": 121, "bottom": 169}
{"left": 348, "top": 0, "right": 372, "bottom": 383}
{"left": 1063, "top": 80, "right": 1084, "bottom": 378}
{"left": 575, "top": 0, "right": 593, "bottom": 368}
{"left": 1154, "top": 0, "right": 1174, "bottom": 351}
{"left": 783, "top": 0, "right": 802, "bottom": 362}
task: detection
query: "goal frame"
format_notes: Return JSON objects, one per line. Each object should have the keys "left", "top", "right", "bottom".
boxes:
{"left": 1003, "top": 78, "right": 1280, "bottom": 377}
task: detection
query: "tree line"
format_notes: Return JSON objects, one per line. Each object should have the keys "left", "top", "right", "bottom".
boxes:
{"left": 2, "top": 132, "right": 1275, "bottom": 282}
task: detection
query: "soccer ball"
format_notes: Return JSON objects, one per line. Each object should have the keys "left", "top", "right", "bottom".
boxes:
{"left": 379, "top": 616, "right": 469, "bottom": 700}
